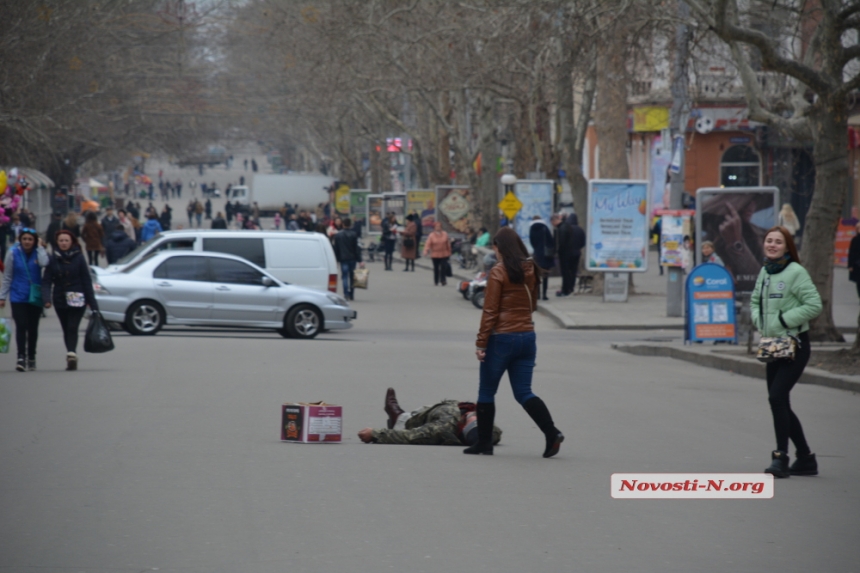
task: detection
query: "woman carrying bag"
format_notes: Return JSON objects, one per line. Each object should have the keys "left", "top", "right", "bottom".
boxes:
{"left": 0, "top": 228, "right": 49, "bottom": 371}
{"left": 751, "top": 226, "right": 822, "bottom": 478}
{"left": 466, "top": 227, "right": 564, "bottom": 458}
{"left": 41, "top": 229, "right": 99, "bottom": 370}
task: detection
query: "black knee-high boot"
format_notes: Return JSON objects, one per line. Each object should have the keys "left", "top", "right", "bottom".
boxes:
{"left": 523, "top": 397, "right": 564, "bottom": 458}
{"left": 463, "top": 402, "right": 495, "bottom": 455}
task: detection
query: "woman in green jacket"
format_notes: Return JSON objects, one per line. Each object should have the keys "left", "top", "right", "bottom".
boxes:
{"left": 751, "top": 226, "right": 822, "bottom": 478}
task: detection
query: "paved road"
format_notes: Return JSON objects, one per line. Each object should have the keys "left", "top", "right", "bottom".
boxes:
{"left": 1, "top": 260, "right": 858, "bottom": 572}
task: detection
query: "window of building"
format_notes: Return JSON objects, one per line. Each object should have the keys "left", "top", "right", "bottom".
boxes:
{"left": 720, "top": 145, "right": 761, "bottom": 187}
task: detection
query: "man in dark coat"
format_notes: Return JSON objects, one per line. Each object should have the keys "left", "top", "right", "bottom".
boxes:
{"left": 849, "top": 221, "right": 860, "bottom": 300}
{"left": 529, "top": 215, "right": 555, "bottom": 300}
{"left": 105, "top": 228, "right": 137, "bottom": 264}
{"left": 101, "top": 207, "right": 120, "bottom": 237}
{"left": 554, "top": 213, "right": 586, "bottom": 297}
{"left": 45, "top": 212, "right": 63, "bottom": 252}
{"left": 333, "top": 217, "right": 363, "bottom": 300}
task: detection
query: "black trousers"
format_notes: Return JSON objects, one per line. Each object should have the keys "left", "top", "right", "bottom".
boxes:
{"left": 559, "top": 255, "right": 580, "bottom": 295}
{"left": 55, "top": 306, "right": 87, "bottom": 353}
{"left": 432, "top": 257, "right": 449, "bottom": 285}
{"left": 10, "top": 302, "right": 42, "bottom": 359}
{"left": 88, "top": 250, "right": 100, "bottom": 266}
{"left": 766, "top": 331, "right": 811, "bottom": 456}
{"left": 383, "top": 240, "right": 395, "bottom": 268}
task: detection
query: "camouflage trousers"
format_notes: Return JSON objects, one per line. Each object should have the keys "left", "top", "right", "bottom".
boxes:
{"left": 371, "top": 400, "right": 502, "bottom": 445}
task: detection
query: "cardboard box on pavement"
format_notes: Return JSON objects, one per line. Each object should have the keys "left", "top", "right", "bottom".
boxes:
{"left": 281, "top": 402, "right": 342, "bottom": 443}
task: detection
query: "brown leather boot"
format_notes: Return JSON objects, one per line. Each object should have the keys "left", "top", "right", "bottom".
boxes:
{"left": 385, "top": 388, "right": 405, "bottom": 429}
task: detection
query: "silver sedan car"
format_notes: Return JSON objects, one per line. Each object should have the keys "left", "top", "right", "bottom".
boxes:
{"left": 93, "top": 251, "right": 356, "bottom": 339}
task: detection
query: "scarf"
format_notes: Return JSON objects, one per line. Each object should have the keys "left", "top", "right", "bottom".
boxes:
{"left": 55, "top": 246, "right": 82, "bottom": 264}
{"left": 764, "top": 254, "right": 791, "bottom": 275}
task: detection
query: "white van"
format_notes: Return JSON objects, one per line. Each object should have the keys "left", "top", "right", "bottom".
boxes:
{"left": 99, "top": 230, "right": 338, "bottom": 293}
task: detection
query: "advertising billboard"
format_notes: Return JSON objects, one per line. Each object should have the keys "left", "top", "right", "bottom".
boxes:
{"left": 686, "top": 263, "right": 737, "bottom": 343}
{"left": 349, "top": 189, "right": 369, "bottom": 232}
{"left": 367, "top": 194, "right": 383, "bottom": 235}
{"left": 695, "top": 187, "right": 778, "bottom": 293}
{"left": 435, "top": 185, "right": 476, "bottom": 238}
{"left": 586, "top": 180, "right": 650, "bottom": 272}
{"left": 406, "top": 190, "right": 436, "bottom": 234}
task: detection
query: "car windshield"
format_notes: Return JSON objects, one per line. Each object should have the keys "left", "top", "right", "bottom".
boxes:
{"left": 116, "top": 234, "right": 161, "bottom": 265}
{"left": 120, "top": 253, "right": 157, "bottom": 274}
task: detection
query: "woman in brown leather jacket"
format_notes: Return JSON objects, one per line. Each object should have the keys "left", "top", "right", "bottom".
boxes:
{"left": 465, "top": 227, "right": 564, "bottom": 457}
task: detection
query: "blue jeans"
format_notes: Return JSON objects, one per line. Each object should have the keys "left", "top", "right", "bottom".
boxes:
{"left": 341, "top": 261, "right": 356, "bottom": 298}
{"left": 478, "top": 332, "right": 537, "bottom": 405}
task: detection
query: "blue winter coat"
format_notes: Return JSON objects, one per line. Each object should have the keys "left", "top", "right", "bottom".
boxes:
{"left": 140, "top": 219, "right": 163, "bottom": 242}
{"left": 0, "top": 244, "right": 48, "bottom": 304}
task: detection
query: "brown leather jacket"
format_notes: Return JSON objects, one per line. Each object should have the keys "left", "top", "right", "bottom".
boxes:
{"left": 476, "top": 260, "right": 539, "bottom": 349}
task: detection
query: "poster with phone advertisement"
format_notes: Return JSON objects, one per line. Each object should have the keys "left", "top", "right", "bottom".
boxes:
{"left": 367, "top": 194, "right": 383, "bottom": 235}
{"left": 586, "top": 180, "right": 650, "bottom": 272}
{"left": 658, "top": 209, "right": 694, "bottom": 268}
{"left": 406, "top": 190, "right": 436, "bottom": 234}
{"left": 435, "top": 185, "right": 476, "bottom": 238}
{"left": 695, "top": 187, "right": 778, "bottom": 293}
{"left": 513, "top": 180, "right": 554, "bottom": 254}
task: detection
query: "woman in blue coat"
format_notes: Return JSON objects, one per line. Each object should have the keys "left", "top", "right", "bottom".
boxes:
{"left": 0, "top": 228, "right": 49, "bottom": 371}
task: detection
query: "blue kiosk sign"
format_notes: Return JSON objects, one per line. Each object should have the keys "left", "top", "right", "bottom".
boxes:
{"left": 685, "top": 263, "right": 737, "bottom": 343}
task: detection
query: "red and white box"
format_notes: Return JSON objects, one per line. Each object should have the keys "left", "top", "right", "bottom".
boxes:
{"left": 281, "top": 402, "right": 342, "bottom": 443}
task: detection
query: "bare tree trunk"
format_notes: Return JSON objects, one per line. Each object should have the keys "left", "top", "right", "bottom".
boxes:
{"left": 478, "top": 94, "right": 500, "bottom": 236}
{"left": 801, "top": 104, "right": 848, "bottom": 342}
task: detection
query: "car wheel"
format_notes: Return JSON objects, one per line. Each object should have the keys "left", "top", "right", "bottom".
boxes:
{"left": 283, "top": 304, "right": 322, "bottom": 339}
{"left": 471, "top": 289, "right": 485, "bottom": 309}
{"left": 125, "top": 300, "right": 165, "bottom": 335}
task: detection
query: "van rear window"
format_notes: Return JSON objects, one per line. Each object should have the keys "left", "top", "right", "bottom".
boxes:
{"left": 202, "top": 238, "right": 266, "bottom": 268}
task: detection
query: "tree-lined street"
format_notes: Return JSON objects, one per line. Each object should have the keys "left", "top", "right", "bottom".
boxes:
{"left": 1, "top": 262, "right": 858, "bottom": 572}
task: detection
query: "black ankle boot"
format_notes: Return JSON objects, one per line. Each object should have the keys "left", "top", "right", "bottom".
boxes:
{"left": 764, "top": 450, "right": 790, "bottom": 478}
{"left": 463, "top": 402, "right": 495, "bottom": 455}
{"left": 790, "top": 452, "right": 818, "bottom": 476}
{"left": 523, "top": 397, "right": 564, "bottom": 458}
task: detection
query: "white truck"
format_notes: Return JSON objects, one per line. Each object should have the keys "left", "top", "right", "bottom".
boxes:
{"left": 226, "top": 174, "right": 335, "bottom": 215}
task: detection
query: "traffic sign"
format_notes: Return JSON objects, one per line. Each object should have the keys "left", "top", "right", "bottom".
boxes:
{"left": 498, "top": 190, "right": 523, "bottom": 221}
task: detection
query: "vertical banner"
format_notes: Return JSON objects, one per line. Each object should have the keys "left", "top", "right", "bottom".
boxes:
{"left": 650, "top": 135, "right": 671, "bottom": 214}
{"left": 695, "top": 187, "right": 778, "bottom": 293}
{"left": 586, "top": 180, "right": 650, "bottom": 272}
{"left": 513, "top": 180, "right": 554, "bottom": 254}
{"left": 349, "top": 189, "right": 369, "bottom": 231}
{"left": 334, "top": 184, "right": 351, "bottom": 217}
{"left": 435, "top": 185, "right": 477, "bottom": 238}
{"left": 685, "top": 263, "right": 737, "bottom": 343}
{"left": 367, "top": 194, "right": 383, "bottom": 235}
{"left": 406, "top": 190, "right": 436, "bottom": 234}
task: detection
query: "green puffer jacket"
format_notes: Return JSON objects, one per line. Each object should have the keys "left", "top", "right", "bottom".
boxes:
{"left": 750, "top": 262, "right": 822, "bottom": 337}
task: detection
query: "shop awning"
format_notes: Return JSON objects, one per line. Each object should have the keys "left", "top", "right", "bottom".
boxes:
{"left": 1, "top": 166, "right": 55, "bottom": 190}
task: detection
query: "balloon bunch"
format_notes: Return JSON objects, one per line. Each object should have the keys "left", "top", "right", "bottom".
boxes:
{"left": 0, "top": 168, "right": 29, "bottom": 225}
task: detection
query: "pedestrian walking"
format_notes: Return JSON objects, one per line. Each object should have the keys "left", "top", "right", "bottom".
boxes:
{"left": 466, "top": 227, "right": 563, "bottom": 457}
{"left": 205, "top": 198, "right": 212, "bottom": 220}
{"left": 0, "top": 228, "right": 49, "bottom": 371}
{"left": 848, "top": 222, "right": 860, "bottom": 301}
{"left": 274, "top": 212, "right": 282, "bottom": 230}
{"left": 118, "top": 209, "right": 136, "bottom": 241}
{"left": 186, "top": 200, "right": 194, "bottom": 228}
{"left": 553, "top": 213, "right": 585, "bottom": 297}
{"left": 333, "top": 218, "right": 363, "bottom": 300}
{"left": 423, "top": 221, "right": 452, "bottom": 285}
{"left": 160, "top": 205, "right": 172, "bottom": 231}
{"left": 105, "top": 225, "right": 137, "bottom": 264}
{"left": 140, "top": 212, "right": 163, "bottom": 243}
{"left": 194, "top": 199, "right": 204, "bottom": 228}
{"left": 529, "top": 215, "right": 554, "bottom": 300}
{"left": 101, "top": 207, "right": 120, "bottom": 237}
{"left": 81, "top": 212, "right": 105, "bottom": 266}
{"left": 244, "top": 158, "right": 248, "bottom": 171}
{"left": 751, "top": 226, "right": 823, "bottom": 478}
{"left": 778, "top": 204, "right": 801, "bottom": 237}
{"left": 45, "top": 212, "right": 63, "bottom": 252}
{"left": 211, "top": 212, "right": 227, "bottom": 229}
{"left": 62, "top": 212, "right": 81, "bottom": 242}
{"left": 175, "top": 180, "right": 182, "bottom": 198}
{"left": 381, "top": 213, "right": 398, "bottom": 271}
{"left": 251, "top": 159, "right": 258, "bottom": 172}
{"left": 40, "top": 230, "right": 98, "bottom": 370}
{"left": 401, "top": 214, "right": 418, "bottom": 271}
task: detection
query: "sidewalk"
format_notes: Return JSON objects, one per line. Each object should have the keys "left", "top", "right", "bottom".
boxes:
{"left": 612, "top": 340, "right": 860, "bottom": 393}
{"left": 407, "top": 249, "right": 859, "bottom": 332}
